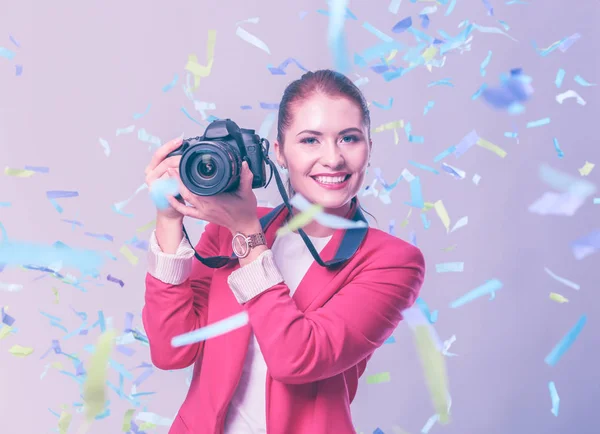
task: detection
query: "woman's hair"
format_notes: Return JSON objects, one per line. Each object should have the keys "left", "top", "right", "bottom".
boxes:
{"left": 276, "top": 69, "right": 378, "bottom": 226}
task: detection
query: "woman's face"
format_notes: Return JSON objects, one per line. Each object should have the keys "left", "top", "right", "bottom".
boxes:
{"left": 274, "top": 93, "right": 371, "bottom": 214}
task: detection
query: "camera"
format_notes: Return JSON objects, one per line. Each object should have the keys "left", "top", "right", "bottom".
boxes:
{"left": 166, "top": 119, "right": 270, "bottom": 196}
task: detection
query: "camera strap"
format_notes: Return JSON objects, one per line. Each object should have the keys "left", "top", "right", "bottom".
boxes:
{"left": 181, "top": 140, "right": 369, "bottom": 269}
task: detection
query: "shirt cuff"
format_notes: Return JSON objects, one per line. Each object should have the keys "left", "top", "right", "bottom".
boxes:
{"left": 227, "top": 250, "right": 284, "bottom": 304}
{"left": 147, "top": 229, "right": 195, "bottom": 285}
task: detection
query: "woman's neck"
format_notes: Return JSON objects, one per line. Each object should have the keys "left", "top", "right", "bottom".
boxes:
{"left": 290, "top": 201, "right": 352, "bottom": 238}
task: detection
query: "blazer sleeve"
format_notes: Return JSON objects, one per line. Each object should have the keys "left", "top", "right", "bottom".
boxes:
{"left": 237, "top": 244, "right": 425, "bottom": 384}
{"left": 142, "top": 222, "right": 221, "bottom": 370}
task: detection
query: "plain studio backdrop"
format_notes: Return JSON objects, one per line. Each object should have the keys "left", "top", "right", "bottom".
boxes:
{"left": 0, "top": 1, "right": 599, "bottom": 433}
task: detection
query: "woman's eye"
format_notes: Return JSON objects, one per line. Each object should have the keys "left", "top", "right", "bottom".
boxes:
{"left": 341, "top": 135, "right": 359, "bottom": 143}
{"left": 300, "top": 137, "right": 318, "bottom": 144}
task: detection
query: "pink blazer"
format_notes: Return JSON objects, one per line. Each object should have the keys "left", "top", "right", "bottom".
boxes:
{"left": 143, "top": 200, "right": 425, "bottom": 434}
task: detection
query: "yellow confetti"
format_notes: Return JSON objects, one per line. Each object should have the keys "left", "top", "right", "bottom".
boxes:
{"left": 276, "top": 204, "right": 323, "bottom": 236}
{"left": 386, "top": 49, "right": 398, "bottom": 62}
{"left": 136, "top": 220, "right": 156, "bottom": 233}
{"left": 423, "top": 202, "right": 435, "bottom": 211}
{"left": 139, "top": 422, "right": 157, "bottom": 431}
{"left": 433, "top": 200, "right": 451, "bottom": 233}
{"left": 52, "top": 361, "right": 64, "bottom": 370}
{"left": 422, "top": 46, "right": 438, "bottom": 62}
{"left": 393, "top": 127, "right": 400, "bottom": 144}
{"left": 9, "top": 344, "right": 34, "bottom": 357}
{"left": 52, "top": 287, "right": 60, "bottom": 304}
{"left": 400, "top": 209, "right": 412, "bottom": 228}
{"left": 58, "top": 409, "right": 72, "bottom": 434}
{"left": 549, "top": 292, "right": 569, "bottom": 303}
{"left": 83, "top": 330, "right": 116, "bottom": 420}
{"left": 366, "top": 372, "right": 391, "bottom": 384}
{"left": 414, "top": 325, "right": 451, "bottom": 424}
{"left": 476, "top": 137, "right": 507, "bottom": 158}
{"left": 374, "top": 120, "right": 404, "bottom": 132}
{"left": 122, "top": 409, "right": 136, "bottom": 432}
{"left": 185, "top": 29, "right": 216, "bottom": 91}
{"left": 119, "top": 245, "right": 139, "bottom": 266}
{"left": 0, "top": 325, "right": 13, "bottom": 340}
{"left": 441, "top": 244, "right": 457, "bottom": 252}
{"left": 4, "top": 167, "right": 35, "bottom": 177}
{"left": 578, "top": 161, "right": 595, "bottom": 176}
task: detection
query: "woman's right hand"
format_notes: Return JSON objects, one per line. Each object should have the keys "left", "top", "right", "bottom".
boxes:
{"left": 145, "top": 136, "right": 185, "bottom": 221}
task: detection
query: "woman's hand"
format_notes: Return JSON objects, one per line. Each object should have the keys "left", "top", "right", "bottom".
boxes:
{"left": 145, "top": 137, "right": 185, "bottom": 222}
{"left": 166, "top": 160, "right": 260, "bottom": 235}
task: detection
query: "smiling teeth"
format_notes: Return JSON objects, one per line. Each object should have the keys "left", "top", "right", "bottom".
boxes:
{"left": 314, "top": 175, "right": 346, "bottom": 184}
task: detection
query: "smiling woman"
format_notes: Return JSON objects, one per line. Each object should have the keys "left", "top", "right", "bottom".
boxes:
{"left": 274, "top": 70, "right": 376, "bottom": 234}
{"left": 143, "top": 68, "right": 425, "bottom": 434}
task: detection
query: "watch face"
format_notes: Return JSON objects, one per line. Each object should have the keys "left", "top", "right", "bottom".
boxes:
{"left": 232, "top": 233, "right": 249, "bottom": 257}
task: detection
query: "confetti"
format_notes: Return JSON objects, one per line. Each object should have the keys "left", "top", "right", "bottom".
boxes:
{"left": 476, "top": 137, "right": 507, "bottom": 158}
{"left": 122, "top": 409, "right": 135, "bottom": 431}
{"left": 267, "top": 57, "right": 309, "bottom": 75}
{"left": 555, "top": 69, "right": 565, "bottom": 88}
{"left": 98, "top": 138, "right": 110, "bottom": 157}
{"left": 552, "top": 138, "right": 564, "bottom": 158}
{"left": 544, "top": 315, "right": 586, "bottom": 366}
{"left": 9, "top": 344, "right": 34, "bottom": 357}
{"left": 549, "top": 293, "right": 569, "bottom": 303}
{"left": 578, "top": 161, "right": 595, "bottom": 176}
{"left": 449, "top": 279, "right": 503, "bottom": 308}
{"left": 544, "top": 267, "right": 580, "bottom": 290}
{"left": 388, "top": 0, "right": 402, "bottom": 14}
{"left": 570, "top": 230, "right": 600, "bottom": 260}
{"left": 162, "top": 73, "right": 178, "bottom": 92}
{"left": 236, "top": 26, "right": 270, "bottom": 54}
{"left": 574, "top": 75, "right": 596, "bottom": 87}
{"left": 0, "top": 282, "right": 23, "bottom": 292}
{"left": 526, "top": 117, "right": 550, "bottom": 128}
{"left": 83, "top": 330, "right": 116, "bottom": 420}
{"left": 0, "top": 47, "right": 16, "bottom": 59}
{"left": 115, "top": 125, "right": 135, "bottom": 136}
{"left": 136, "top": 412, "right": 173, "bottom": 427}
{"left": 4, "top": 167, "right": 35, "bottom": 177}
{"left": 435, "top": 262, "right": 464, "bottom": 273}
{"left": 423, "top": 101, "right": 435, "bottom": 115}
{"left": 172, "top": 311, "right": 249, "bottom": 348}
{"left": 413, "top": 325, "right": 451, "bottom": 424}
{"left": 288, "top": 193, "right": 368, "bottom": 231}
{"left": 453, "top": 130, "right": 479, "bottom": 158}
{"left": 548, "top": 381, "right": 560, "bottom": 416}
{"left": 480, "top": 50, "right": 492, "bottom": 76}
{"left": 556, "top": 89, "right": 586, "bottom": 105}
{"left": 433, "top": 200, "right": 451, "bottom": 232}
{"left": 185, "top": 30, "right": 217, "bottom": 90}
{"left": 450, "top": 216, "right": 468, "bottom": 232}
{"left": 119, "top": 245, "right": 139, "bottom": 266}
{"left": 366, "top": 372, "right": 391, "bottom": 384}
{"left": 149, "top": 177, "right": 179, "bottom": 210}
{"left": 391, "top": 17, "right": 412, "bottom": 33}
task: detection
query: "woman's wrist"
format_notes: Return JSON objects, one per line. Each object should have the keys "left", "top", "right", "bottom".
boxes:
{"left": 155, "top": 215, "right": 185, "bottom": 254}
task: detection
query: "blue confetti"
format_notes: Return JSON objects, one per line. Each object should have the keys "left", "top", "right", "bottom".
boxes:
{"left": 555, "top": 69, "right": 566, "bottom": 88}
{"left": 544, "top": 315, "right": 587, "bottom": 366}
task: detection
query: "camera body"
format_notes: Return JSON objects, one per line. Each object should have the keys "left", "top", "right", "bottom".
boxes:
{"left": 167, "top": 119, "right": 268, "bottom": 196}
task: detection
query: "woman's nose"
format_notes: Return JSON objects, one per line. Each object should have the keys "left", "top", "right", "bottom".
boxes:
{"left": 321, "top": 143, "right": 345, "bottom": 168}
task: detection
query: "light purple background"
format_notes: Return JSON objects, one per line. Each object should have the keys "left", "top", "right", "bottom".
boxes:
{"left": 1, "top": 0, "right": 599, "bottom": 433}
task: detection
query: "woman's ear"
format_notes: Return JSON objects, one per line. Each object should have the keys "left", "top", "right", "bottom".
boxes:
{"left": 273, "top": 140, "right": 286, "bottom": 168}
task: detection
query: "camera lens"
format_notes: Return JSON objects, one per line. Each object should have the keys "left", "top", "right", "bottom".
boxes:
{"left": 197, "top": 155, "right": 217, "bottom": 179}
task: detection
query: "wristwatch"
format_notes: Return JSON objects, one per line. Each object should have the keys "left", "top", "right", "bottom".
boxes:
{"left": 231, "top": 231, "right": 267, "bottom": 258}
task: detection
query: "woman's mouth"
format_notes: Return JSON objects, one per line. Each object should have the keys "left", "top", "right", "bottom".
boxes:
{"left": 311, "top": 174, "right": 351, "bottom": 190}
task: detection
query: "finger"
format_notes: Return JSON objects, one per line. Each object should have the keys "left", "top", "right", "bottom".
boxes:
{"left": 146, "top": 158, "right": 182, "bottom": 187}
{"left": 241, "top": 161, "right": 254, "bottom": 191}
{"left": 166, "top": 195, "right": 195, "bottom": 218}
{"left": 167, "top": 168, "right": 195, "bottom": 204}
{"left": 145, "top": 136, "right": 184, "bottom": 174}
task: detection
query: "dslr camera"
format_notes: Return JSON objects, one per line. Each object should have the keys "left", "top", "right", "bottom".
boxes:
{"left": 167, "top": 119, "right": 271, "bottom": 196}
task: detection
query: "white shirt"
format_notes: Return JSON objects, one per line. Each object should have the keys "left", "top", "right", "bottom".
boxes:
{"left": 223, "top": 232, "right": 331, "bottom": 434}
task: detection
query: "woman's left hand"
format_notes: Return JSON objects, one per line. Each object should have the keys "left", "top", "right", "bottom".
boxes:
{"left": 166, "top": 161, "right": 260, "bottom": 234}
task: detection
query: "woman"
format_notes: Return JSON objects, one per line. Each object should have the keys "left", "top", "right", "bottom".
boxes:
{"left": 143, "top": 69, "right": 425, "bottom": 434}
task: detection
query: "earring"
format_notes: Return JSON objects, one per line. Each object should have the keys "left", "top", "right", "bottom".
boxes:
{"left": 281, "top": 165, "right": 287, "bottom": 170}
